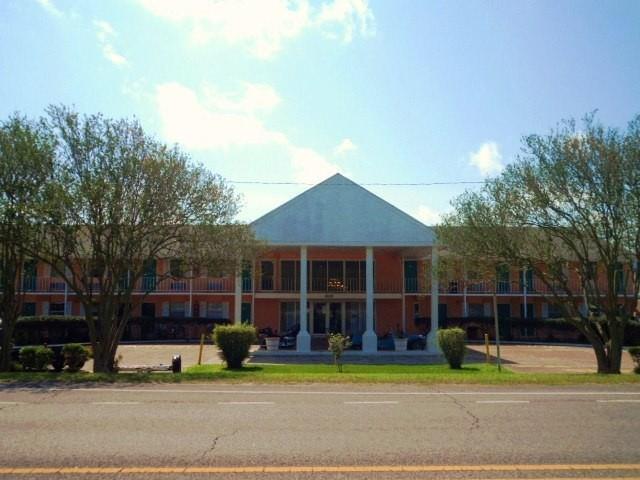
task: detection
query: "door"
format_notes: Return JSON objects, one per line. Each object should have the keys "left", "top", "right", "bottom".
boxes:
{"left": 313, "top": 302, "right": 327, "bottom": 334}
{"left": 328, "top": 302, "right": 343, "bottom": 333}
{"left": 520, "top": 303, "right": 534, "bottom": 319}
{"left": 404, "top": 261, "right": 418, "bottom": 293}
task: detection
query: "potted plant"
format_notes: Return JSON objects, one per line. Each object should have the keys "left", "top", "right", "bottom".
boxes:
{"left": 394, "top": 329, "right": 408, "bottom": 351}
{"left": 265, "top": 336, "right": 280, "bottom": 351}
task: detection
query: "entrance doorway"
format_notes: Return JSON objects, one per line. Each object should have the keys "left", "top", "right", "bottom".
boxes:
{"left": 311, "top": 301, "right": 365, "bottom": 336}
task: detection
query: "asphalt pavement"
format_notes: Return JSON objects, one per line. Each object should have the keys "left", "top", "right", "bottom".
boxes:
{"left": 1, "top": 383, "right": 640, "bottom": 479}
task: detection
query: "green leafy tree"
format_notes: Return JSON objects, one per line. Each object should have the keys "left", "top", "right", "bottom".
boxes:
{"left": 438, "top": 113, "right": 640, "bottom": 374}
{"left": 32, "top": 106, "right": 259, "bottom": 373}
{"left": 0, "top": 115, "right": 54, "bottom": 371}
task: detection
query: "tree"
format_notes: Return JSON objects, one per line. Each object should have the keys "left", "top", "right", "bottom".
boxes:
{"left": 437, "top": 113, "right": 640, "bottom": 374}
{"left": 0, "top": 115, "right": 54, "bottom": 371}
{"left": 33, "top": 106, "right": 259, "bottom": 373}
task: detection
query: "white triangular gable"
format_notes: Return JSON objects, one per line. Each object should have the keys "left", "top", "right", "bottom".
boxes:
{"left": 251, "top": 174, "right": 435, "bottom": 247}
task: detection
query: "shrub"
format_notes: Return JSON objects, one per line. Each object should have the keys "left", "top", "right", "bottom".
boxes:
{"left": 437, "top": 328, "right": 466, "bottom": 369}
{"left": 63, "top": 343, "right": 89, "bottom": 372}
{"left": 629, "top": 346, "right": 640, "bottom": 374}
{"left": 213, "top": 324, "right": 257, "bottom": 369}
{"left": 19, "top": 345, "right": 54, "bottom": 371}
{"left": 328, "top": 333, "right": 352, "bottom": 372}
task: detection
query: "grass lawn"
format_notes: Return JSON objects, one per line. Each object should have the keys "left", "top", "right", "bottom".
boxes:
{"left": 0, "top": 363, "right": 639, "bottom": 385}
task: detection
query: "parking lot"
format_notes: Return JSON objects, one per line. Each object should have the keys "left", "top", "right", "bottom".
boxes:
{"left": 99, "top": 342, "right": 637, "bottom": 373}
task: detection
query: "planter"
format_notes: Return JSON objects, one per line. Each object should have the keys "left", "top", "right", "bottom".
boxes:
{"left": 394, "top": 337, "right": 408, "bottom": 352}
{"left": 265, "top": 337, "right": 280, "bottom": 351}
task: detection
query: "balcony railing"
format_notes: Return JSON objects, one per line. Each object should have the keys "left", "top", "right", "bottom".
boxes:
{"left": 16, "top": 276, "right": 636, "bottom": 297}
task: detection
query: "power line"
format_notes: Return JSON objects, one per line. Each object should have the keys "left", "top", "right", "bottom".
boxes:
{"left": 228, "top": 180, "right": 484, "bottom": 186}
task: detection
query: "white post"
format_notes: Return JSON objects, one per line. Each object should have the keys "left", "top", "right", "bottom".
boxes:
{"left": 427, "top": 245, "right": 440, "bottom": 353}
{"left": 251, "top": 260, "right": 255, "bottom": 324}
{"left": 401, "top": 256, "right": 406, "bottom": 334}
{"left": 188, "top": 273, "right": 193, "bottom": 317}
{"left": 363, "top": 246, "right": 377, "bottom": 352}
{"left": 297, "top": 246, "right": 311, "bottom": 352}
{"left": 522, "top": 267, "right": 527, "bottom": 319}
{"left": 463, "top": 267, "right": 468, "bottom": 318}
{"left": 63, "top": 275, "right": 68, "bottom": 316}
{"left": 234, "top": 271, "right": 242, "bottom": 324}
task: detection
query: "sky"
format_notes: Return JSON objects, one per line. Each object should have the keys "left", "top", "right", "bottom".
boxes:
{"left": 1, "top": 0, "right": 639, "bottom": 224}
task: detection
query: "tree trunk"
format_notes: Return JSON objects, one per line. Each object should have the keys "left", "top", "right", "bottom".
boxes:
{"left": 584, "top": 325, "right": 623, "bottom": 374}
{"left": 92, "top": 345, "right": 117, "bottom": 373}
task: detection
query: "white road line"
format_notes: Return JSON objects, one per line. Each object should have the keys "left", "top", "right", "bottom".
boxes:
{"left": 91, "top": 401, "right": 141, "bottom": 405}
{"left": 344, "top": 401, "right": 399, "bottom": 405}
{"left": 476, "top": 400, "right": 530, "bottom": 404}
{"left": 0, "top": 401, "right": 24, "bottom": 405}
{"left": 218, "top": 401, "right": 275, "bottom": 405}
{"left": 60, "top": 388, "right": 640, "bottom": 397}
{"left": 596, "top": 399, "right": 640, "bottom": 403}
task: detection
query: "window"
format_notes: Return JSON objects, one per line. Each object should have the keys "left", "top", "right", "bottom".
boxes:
{"left": 22, "top": 259, "right": 37, "bottom": 291}
{"left": 311, "top": 261, "right": 327, "bottom": 291}
{"left": 327, "top": 261, "right": 344, "bottom": 292}
{"left": 49, "top": 303, "right": 65, "bottom": 316}
{"left": 404, "top": 260, "right": 418, "bottom": 293}
{"left": 520, "top": 303, "right": 535, "bottom": 319}
{"left": 615, "top": 262, "right": 626, "bottom": 294}
{"left": 142, "top": 259, "right": 156, "bottom": 291}
{"left": 22, "top": 302, "right": 36, "bottom": 316}
{"left": 141, "top": 303, "right": 156, "bottom": 318}
{"left": 496, "top": 265, "right": 510, "bottom": 293}
{"left": 89, "top": 259, "right": 105, "bottom": 278}
{"left": 548, "top": 303, "right": 563, "bottom": 319}
{"left": 241, "top": 302, "right": 252, "bottom": 323}
{"left": 520, "top": 268, "right": 534, "bottom": 291}
{"left": 169, "top": 259, "right": 183, "bottom": 277}
{"left": 280, "top": 302, "right": 299, "bottom": 332}
{"left": 261, "top": 261, "right": 274, "bottom": 290}
{"left": 207, "top": 302, "right": 228, "bottom": 320}
{"left": 345, "top": 261, "right": 365, "bottom": 292}
{"left": 468, "top": 303, "right": 484, "bottom": 318}
{"left": 413, "top": 303, "right": 420, "bottom": 317}
{"left": 241, "top": 263, "right": 252, "bottom": 292}
{"left": 281, "top": 260, "right": 299, "bottom": 291}
{"left": 169, "top": 302, "right": 185, "bottom": 318}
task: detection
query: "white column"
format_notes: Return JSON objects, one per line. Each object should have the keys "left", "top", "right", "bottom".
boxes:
{"left": 188, "top": 275, "right": 193, "bottom": 317}
{"left": 522, "top": 267, "right": 527, "bottom": 319}
{"left": 234, "top": 271, "right": 242, "bottom": 324}
{"left": 427, "top": 245, "right": 440, "bottom": 353}
{"left": 401, "top": 256, "right": 406, "bottom": 334}
{"left": 363, "top": 246, "right": 377, "bottom": 352}
{"left": 297, "top": 246, "right": 311, "bottom": 352}
{"left": 463, "top": 268, "right": 468, "bottom": 318}
{"left": 250, "top": 260, "right": 256, "bottom": 324}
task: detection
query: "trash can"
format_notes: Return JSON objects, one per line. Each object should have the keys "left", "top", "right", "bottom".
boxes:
{"left": 172, "top": 354, "right": 181, "bottom": 373}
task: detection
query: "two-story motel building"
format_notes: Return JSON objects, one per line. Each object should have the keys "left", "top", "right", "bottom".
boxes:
{"left": 21, "top": 173, "right": 631, "bottom": 350}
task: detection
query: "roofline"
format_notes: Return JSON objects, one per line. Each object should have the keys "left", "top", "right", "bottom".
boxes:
{"left": 250, "top": 173, "right": 435, "bottom": 236}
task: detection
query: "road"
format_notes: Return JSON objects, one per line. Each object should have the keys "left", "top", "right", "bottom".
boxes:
{"left": 1, "top": 383, "right": 640, "bottom": 479}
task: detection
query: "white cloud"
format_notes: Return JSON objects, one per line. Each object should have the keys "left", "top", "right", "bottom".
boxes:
{"left": 137, "top": 0, "right": 374, "bottom": 59}
{"left": 469, "top": 141, "right": 503, "bottom": 177}
{"left": 317, "top": 0, "right": 375, "bottom": 42}
{"left": 35, "top": 0, "right": 63, "bottom": 17}
{"left": 156, "top": 82, "right": 286, "bottom": 149}
{"left": 334, "top": 138, "right": 357, "bottom": 156}
{"left": 413, "top": 205, "right": 442, "bottom": 226}
{"left": 154, "top": 81, "right": 342, "bottom": 183}
{"left": 93, "top": 20, "right": 128, "bottom": 66}
{"left": 289, "top": 146, "right": 341, "bottom": 184}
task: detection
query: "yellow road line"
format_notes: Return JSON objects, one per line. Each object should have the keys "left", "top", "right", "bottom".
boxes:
{"left": 1, "top": 464, "right": 640, "bottom": 475}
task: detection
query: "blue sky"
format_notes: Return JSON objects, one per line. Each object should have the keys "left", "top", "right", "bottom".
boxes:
{"left": 1, "top": 0, "right": 639, "bottom": 223}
